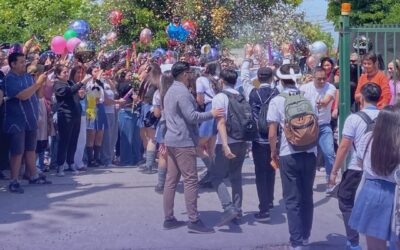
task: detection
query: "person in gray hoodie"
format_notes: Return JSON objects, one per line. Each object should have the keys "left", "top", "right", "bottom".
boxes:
{"left": 163, "top": 61, "right": 223, "bottom": 234}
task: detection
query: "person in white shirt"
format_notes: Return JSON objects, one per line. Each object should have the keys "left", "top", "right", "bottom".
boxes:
{"left": 300, "top": 67, "right": 336, "bottom": 190}
{"left": 210, "top": 68, "right": 247, "bottom": 226}
{"left": 267, "top": 64, "right": 317, "bottom": 249}
{"left": 349, "top": 104, "right": 400, "bottom": 250}
{"left": 329, "top": 83, "right": 381, "bottom": 250}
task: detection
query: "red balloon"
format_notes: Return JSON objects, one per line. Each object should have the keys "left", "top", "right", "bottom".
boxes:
{"left": 109, "top": 10, "right": 123, "bottom": 26}
{"left": 167, "top": 40, "right": 179, "bottom": 47}
{"left": 182, "top": 20, "right": 197, "bottom": 39}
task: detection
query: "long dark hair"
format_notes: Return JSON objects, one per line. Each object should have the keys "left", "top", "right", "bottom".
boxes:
{"left": 69, "top": 66, "right": 84, "bottom": 82}
{"left": 159, "top": 70, "right": 174, "bottom": 109}
{"left": 138, "top": 63, "right": 161, "bottom": 100}
{"left": 371, "top": 104, "right": 400, "bottom": 176}
{"left": 54, "top": 64, "right": 67, "bottom": 80}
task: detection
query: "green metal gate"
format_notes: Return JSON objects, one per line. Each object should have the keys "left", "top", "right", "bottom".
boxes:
{"left": 338, "top": 5, "right": 400, "bottom": 143}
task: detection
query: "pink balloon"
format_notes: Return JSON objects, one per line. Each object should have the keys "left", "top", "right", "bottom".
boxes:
{"left": 66, "top": 37, "right": 81, "bottom": 53}
{"left": 51, "top": 36, "right": 67, "bottom": 55}
{"left": 140, "top": 28, "right": 152, "bottom": 45}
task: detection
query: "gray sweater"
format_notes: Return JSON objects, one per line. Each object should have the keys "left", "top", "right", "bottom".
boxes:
{"left": 164, "top": 81, "right": 213, "bottom": 147}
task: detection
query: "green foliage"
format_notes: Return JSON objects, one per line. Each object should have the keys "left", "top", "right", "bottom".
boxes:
{"left": 327, "top": 0, "right": 400, "bottom": 27}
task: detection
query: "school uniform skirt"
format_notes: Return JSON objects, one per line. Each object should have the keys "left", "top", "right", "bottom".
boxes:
{"left": 198, "top": 102, "right": 217, "bottom": 137}
{"left": 87, "top": 103, "right": 108, "bottom": 130}
{"left": 349, "top": 178, "right": 396, "bottom": 241}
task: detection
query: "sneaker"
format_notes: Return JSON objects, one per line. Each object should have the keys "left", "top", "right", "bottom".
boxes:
{"left": 8, "top": 181, "right": 24, "bottom": 194}
{"left": 347, "top": 240, "right": 362, "bottom": 250}
{"left": 29, "top": 175, "right": 52, "bottom": 184}
{"left": 154, "top": 185, "right": 164, "bottom": 194}
{"left": 302, "top": 238, "right": 309, "bottom": 246}
{"left": 57, "top": 165, "right": 65, "bottom": 177}
{"left": 143, "top": 168, "right": 157, "bottom": 174}
{"left": 217, "top": 207, "right": 239, "bottom": 227}
{"left": 163, "top": 218, "right": 186, "bottom": 230}
{"left": 254, "top": 211, "right": 271, "bottom": 222}
{"left": 187, "top": 220, "right": 215, "bottom": 234}
{"left": 68, "top": 165, "right": 79, "bottom": 175}
{"left": 232, "top": 214, "right": 243, "bottom": 225}
{"left": 326, "top": 183, "right": 338, "bottom": 195}
{"left": 77, "top": 166, "right": 87, "bottom": 172}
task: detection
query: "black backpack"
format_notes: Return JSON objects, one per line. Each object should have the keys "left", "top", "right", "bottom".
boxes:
{"left": 222, "top": 90, "right": 258, "bottom": 141}
{"left": 254, "top": 88, "right": 278, "bottom": 138}
{"left": 353, "top": 111, "right": 376, "bottom": 151}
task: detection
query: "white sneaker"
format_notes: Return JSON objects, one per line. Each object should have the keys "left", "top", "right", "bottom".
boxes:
{"left": 69, "top": 164, "right": 80, "bottom": 175}
{"left": 303, "top": 238, "right": 309, "bottom": 245}
{"left": 57, "top": 165, "right": 65, "bottom": 177}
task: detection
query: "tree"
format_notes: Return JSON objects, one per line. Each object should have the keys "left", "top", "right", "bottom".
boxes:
{"left": 327, "top": 0, "right": 400, "bottom": 28}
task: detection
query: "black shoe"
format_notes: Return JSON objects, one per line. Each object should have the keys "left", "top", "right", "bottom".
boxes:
{"left": 217, "top": 207, "right": 239, "bottom": 227}
{"left": 187, "top": 220, "right": 215, "bottom": 234}
{"left": 232, "top": 214, "right": 243, "bottom": 225}
{"left": 88, "top": 161, "right": 99, "bottom": 168}
{"left": 29, "top": 175, "right": 52, "bottom": 184}
{"left": 254, "top": 211, "right": 270, "bottom": 222}
{"left": 9, "top": 182, "right": 24, "bottom": 194}
{"left": 154, "top": 185, "right": 164, "bottom": 194}
{"left": 163, "top": 218, "right": 186, "bottom": 230}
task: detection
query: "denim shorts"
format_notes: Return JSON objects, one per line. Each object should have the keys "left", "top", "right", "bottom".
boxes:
{"left": 87, "top": 104, "right": 108, "bottom": 130}
{"left": 198, "top": 103, "right": 217, "bottom": 137}
{"left": 349, "top": 178, "right": 396, "bottom": 241}
{"left": 8, "top": 130, "right": 37, "bottom": 155}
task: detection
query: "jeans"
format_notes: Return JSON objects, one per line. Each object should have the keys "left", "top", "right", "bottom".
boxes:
{"left": 57, "top": 115, "right": 81, "bottom": 167}
{"left": 318, "top": 124, "right": 336, "bottom": 178}
{"left": 164, "top": 146, "right": 199, "bottom": 222}
{"left": 101, "top": 112, "right": 118, "bottom": 165}
{"left": 252, "top": 142, "right": 276, "bottom": 213}
{"left": 50, "top": 134, "right": 58, "bottom": 168}
{"left": 118, "top": 109, "right": 143, "bottom": 166}
{"left": 209, "top": 142, "right": 247, "bottom": 211}
{"left": 279, "top": 152, "right": 316, "bottom": 247}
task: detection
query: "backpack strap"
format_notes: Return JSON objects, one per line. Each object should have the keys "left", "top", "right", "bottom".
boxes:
{"left": 353, "top": 111, "right": 374, "bottom": 152}
{"left": 256, "top": 87, "right": 277, "bottom": 105}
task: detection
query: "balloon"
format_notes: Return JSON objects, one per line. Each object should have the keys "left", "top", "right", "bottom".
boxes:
{"left": 68, "top": 20, "right": 90, "bottom": 39}
{"left": 51, "top": 36, "right": 67, "bottom": 55}
{"left": 9, "top": 43, "right": 23, "bottom": 54}
{"left": 140, "top": 28, "right": 152, "bottom": 45}
{"left": 292, "top": 36, "right": 310, "bottom": 54}
{"left": 201, "top": 44, "right": 211, "bottom": 55}
{"left": 166, "top": 23, "right": 189, "bottom": 42}
{"left": 64, "top": 29, "right": 78, "bottom": 40}
{"left": 167, "top": 39, "right": 179, "bottom": 47}
{"left": 152, "top": 48, "right": 166, "bottom": 59}
{"left": 66, "top": 37, "right": 81, "bottom": 53}
{"left": 74, "top": 40, "right": 96, "bottom": 63}
{"left": 109, "top": 10, "right": 123, "bottom": 26}
{"left": 208, "top": 48, "right": 219, "bottom": 61}
{"left": 99, "top": 50, "right": 119, "bottom": 70}
{"left": 310, "top": 41, "right": 328, "bottom": 58}
{"left": 182, "top": 19, "right": 197, "bottom": 39}
{"left": 106, "top": 31, "right": 117, "bottom": 44}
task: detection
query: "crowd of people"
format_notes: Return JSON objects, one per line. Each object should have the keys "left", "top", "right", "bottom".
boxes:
{"left": 1, "top": 35, "right": 400, "bottom": 250}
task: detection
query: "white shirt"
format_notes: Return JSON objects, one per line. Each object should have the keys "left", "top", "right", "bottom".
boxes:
{"left": 342, "top": 106, "right": 380, "bottom": 171}
{"left": 300, "top": 81, "right": 336, "bottom": 125}
{"left": 267, "top": 88, "right": 317, "bottom": 157}
{"left": 357, "top": 132, "right": 396, "bottom": 183}
{"left": 103, "top": 82, "right": 115, "bottom": 114}
{"left": 212, "top": 86, "right": 243, "bottom": 145}
{"left": 196, "top": 76, "right": 215, "bottom": 104}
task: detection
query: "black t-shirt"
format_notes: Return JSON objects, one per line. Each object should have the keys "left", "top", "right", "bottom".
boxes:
{"left": 116, "top": 80, "right": 133, "bottom": 108}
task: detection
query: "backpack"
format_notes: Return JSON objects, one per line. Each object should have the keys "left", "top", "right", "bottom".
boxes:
{"left": 222, "top": 90, "right": 258, "bottom": 141}
{"left": 254, "top": 88, "right": 278, "bottom": 138}
{"left": 353, "top": 111, "right": 376, "bottom": 152}
{"left": 280, "top": 91, "right": 319, "bottom": 151}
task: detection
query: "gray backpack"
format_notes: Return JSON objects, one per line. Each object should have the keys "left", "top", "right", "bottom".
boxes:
{"left": 280, "top": 91, "right": 319, "bottom": 151}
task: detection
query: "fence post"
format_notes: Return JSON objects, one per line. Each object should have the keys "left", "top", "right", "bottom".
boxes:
{"left": 339, "top": 3, "right": 351, "bottom": 171}
{"left": 339, "top": 4, "right": 351, "bottom": 142}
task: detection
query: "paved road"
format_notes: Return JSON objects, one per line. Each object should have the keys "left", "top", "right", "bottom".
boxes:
{"left": 0, "top": 159, "right": 364, "bottom": 250}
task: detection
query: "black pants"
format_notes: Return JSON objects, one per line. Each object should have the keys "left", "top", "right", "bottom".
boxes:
{"left": 279, "top": 152, "right": 316, "bottom": 247}
{"left": 337, "top": 169, "right": 362, "bottom": 246}
{"left": 210, "top": 142, "right": 247, "bottom": 211}
{"left": 57, "top": 115, "right": 81, "bottom": 167}
{"left": 252, "top": 142, "right": 275, "bottom": 213}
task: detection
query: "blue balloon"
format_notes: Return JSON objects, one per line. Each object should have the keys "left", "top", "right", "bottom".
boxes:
{"left": 208, "top": 48, "right": 219, "bottom": 61}
{"left": 68, "top": 20, "right": 90, "bottom": 39}
{"left": 39, "top": 51, "right": 56, "bottom": 65}
{"left": 152, "top": 48, "right": 166, "bottom": 58}
{"left": 167, "top": 23, "right": 189, "bottom": 42}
